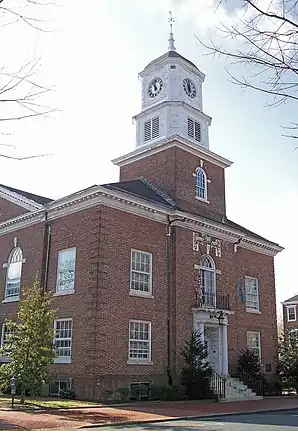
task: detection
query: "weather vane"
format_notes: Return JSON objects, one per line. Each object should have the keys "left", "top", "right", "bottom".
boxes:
{"left": 168, "top": 11, "right": 176, "bottom": 51}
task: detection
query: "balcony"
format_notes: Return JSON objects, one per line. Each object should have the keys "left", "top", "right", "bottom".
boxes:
{"left": 195, "top": 292, "right": 230, "bottom": 311}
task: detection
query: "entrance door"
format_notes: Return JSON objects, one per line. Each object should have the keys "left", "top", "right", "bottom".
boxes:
{"left": 205, "top": 327, "right": 219, "bottom": 373}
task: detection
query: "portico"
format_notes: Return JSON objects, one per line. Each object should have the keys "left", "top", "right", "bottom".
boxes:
{"left": 193, "top": 309, "right": 230, "bottom": 376}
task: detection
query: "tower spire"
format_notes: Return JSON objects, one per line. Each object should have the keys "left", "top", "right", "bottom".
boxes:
{"left": 168, "top": 11, "right": 176, "bottom": 51}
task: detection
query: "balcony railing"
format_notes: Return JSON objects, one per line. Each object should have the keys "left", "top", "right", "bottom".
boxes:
{"left": 195, "top": 292, "right": 230, "bottom": 311}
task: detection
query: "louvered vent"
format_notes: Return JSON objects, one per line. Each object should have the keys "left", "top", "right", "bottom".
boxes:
{"left": 152, "top": 117, "right": 159, "bottom": 139}
{"left": 144, "top": 120, "right": 152, "bottom": 141}
{"left": 188, "top": 117, "right": 201, "bottom": 142}
{"left": 144, "top": 117, "right": 159, "bottom": 142}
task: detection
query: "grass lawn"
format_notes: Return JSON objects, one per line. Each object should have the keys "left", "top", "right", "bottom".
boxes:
{"left": 0, "top": 395, "right": 101, "bottom": 409}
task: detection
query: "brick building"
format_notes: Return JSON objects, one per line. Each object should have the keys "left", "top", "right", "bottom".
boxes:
{"left": 0, "top": 29, "right": 283, "bottom": 400}
{"left": 282, "top": 294, "right": 298, "bottom": 336}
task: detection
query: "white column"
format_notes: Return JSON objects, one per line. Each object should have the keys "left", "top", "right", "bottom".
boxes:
{"left": 197, "top": 322, "right": 204, "bottom": 343}
{"left": 222, "top": 323, "right": 229, "bottom": 376}
{"left": 218, "top": 325, "right": 222, "bottom": 375}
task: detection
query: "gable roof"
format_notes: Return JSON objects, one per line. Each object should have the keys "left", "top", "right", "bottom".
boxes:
{"left": 283, "top": 294, "right": 298, "bottom": 304}
{"left": 0, "top": 184, "right": 53, "bottom": 206}
{"left": 101, "top": 179, "right": 174, "bottom": 208}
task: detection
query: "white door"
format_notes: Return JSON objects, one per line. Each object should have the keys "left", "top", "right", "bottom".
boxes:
{"left": 205, "top": 328, "right": 219, "bottom": 373}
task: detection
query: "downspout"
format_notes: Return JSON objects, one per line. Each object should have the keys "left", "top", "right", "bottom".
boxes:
{"left": 41, "top": 208, "right": 52, "bottom": 292}
{"left": 166, "top": 216, "right": 186, "bottom": 387}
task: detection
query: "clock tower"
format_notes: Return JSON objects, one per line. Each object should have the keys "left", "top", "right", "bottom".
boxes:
{"left": 133, "top": 12, "right": 211, "bottom": 150}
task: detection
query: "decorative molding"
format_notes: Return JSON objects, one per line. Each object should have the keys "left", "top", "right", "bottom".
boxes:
{"left": 112, "top": 135, "right": 233, "bottom": 169}
{"left": 0, "top": 186, "right": 43, "bottom": 211}
{"left": 193, "top": 232, "right": 221, "bottom": 257}
{"left": 138, "top": 177, "right": 176, "bottom": 207}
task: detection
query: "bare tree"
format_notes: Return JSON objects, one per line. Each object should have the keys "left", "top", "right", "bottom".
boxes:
{"left": 0, "top": 0, "right": 57, "bottom": 159}
{"left": 198, "top": 0, "right": 298, "bottom": 138}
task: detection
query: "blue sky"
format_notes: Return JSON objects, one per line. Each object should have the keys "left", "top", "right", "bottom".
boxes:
{"left": 1, "top": 0, "right": 297, "bottom": 308}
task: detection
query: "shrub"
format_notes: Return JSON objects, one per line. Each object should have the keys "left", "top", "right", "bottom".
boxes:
{"left": 59, "top": 389, "right": 76, "bottom": 399}
{"left": 115, "top": 387, "right": 130, "bottom": 402}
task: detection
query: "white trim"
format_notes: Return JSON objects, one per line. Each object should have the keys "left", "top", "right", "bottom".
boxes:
{"left": 2, "top": 297, "right": 19, "bottom": 304}
{"left": 56, "top": 247, "right": 76, "bottom": 294}
{"left": 286, "top": 305, "right": 297, "bottom": 322}
{"left": 112, "top": 135, "right": 232, "bottom": 169}
{"left": 53, "top": 290, "right": 75, "bottom": 297}
{"left": 195, "top": 167, "right": 208, "bottom": 202}
{"left": 0, "top": 186, "right": 44, "bottom": 211}
{"left": 130, "top": 249, "right": 153, "bottom": 297}
{"left": 129, "top": 292, "right": 154, "bottom": 300}
{"left": 245, "top": 276, "right": 260, "bottom": 312}
{"left": 139, "top": 55, "right": 206, "bottom": 80}
{"left": 128, "top": 320, "right": 152, "bottom": 363}
{"left": 53, "top": 318, "right": 73, "bottom": 364}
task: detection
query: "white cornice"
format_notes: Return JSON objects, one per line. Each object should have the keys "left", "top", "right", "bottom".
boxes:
{"left": 132, "top": 101, "right": 212, "bottom": 125}
{"left": 174, "top": 212, "right": 283, "bottom": 257}
{"left": 0, "top": 210, "right": 44, "bottom": 235}
{"left": 0, "top": 183, "right": 283, "bottom": 257}
{"left": 0, "top": 186, "right": 43, "bottom": 211}
{"left": 112, "top": 135, "right": 233, "bottom": 169}
{"left": 282, "top": 301, "right": 298, "bottom": 305}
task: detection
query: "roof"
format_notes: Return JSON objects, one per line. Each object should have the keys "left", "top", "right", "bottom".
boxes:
{"left": 283, "top": 294, "right": 298, "bottom": 303}
{"left": 101, "top": 178, "right": 280, "bottom": 248}
{"left": 101, "top": 179, "right": 174, "bottom": 208}
{"left": 0, "top": 184, "right": 53, "bottom": 206}
{"left": 143, "top": 50, "right": 199, "bottom": 71}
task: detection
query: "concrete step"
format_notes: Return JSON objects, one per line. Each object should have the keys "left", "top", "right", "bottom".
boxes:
{"left": 220, "top": 395, "right": 263, "bottom": 403}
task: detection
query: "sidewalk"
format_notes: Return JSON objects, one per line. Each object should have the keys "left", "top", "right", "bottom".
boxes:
{"left": 0, "top": 396, "right": 297, "bottom": 430}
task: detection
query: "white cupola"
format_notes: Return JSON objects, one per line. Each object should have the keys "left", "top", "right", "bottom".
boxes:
{"left": 133, "top": 12, "right": 212, "bottom": 150}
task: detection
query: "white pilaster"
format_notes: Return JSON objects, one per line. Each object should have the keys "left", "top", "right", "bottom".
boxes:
{"left": 218, "top": 325, "right": 223, "bottom": 375}
{"left": 222, "top": 323, "right": 229, "bottom": 376}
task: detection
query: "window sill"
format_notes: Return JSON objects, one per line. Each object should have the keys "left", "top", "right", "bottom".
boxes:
{"left": 246, "top": 308, "right": 261, "bottom": 314}
{"left": 2, "top": 297, "right": 20, "bottom": 304}
{"left": 127, "top": 359, "right": 153, "bottom": 366}
{"left": 54, "top": 357, "right": 71, "bottom": 364}
{"left": 53, "top": 290, "right": 75, "bottom": 297}
{"left": 195, "top": 197, "right": 210, "bottom": 204}
{"left": 288, "top": 319, "right": 296, "bottom": 322}
{"left": 129, "top": 291, "right": 154, "bottom": 300}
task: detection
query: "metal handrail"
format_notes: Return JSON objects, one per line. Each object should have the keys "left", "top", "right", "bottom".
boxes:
{"left": 210, "top": 370, "right": 226, "bottom": 400}
{"left": 229, "top": 364, "right": 264, "bottom": 396}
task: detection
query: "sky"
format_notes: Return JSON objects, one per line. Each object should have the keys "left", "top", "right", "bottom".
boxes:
{"left": 0, "top": 0, "right": 297, "bottom": 308}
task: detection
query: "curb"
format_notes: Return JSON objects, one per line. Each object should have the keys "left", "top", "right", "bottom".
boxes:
{"left": 77, "top": 406, "right": 298, "bottom": 429}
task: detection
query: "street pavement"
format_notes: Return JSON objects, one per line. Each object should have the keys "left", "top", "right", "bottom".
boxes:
{"left": 81, "top": 410, "right": 298, "bottom": 431}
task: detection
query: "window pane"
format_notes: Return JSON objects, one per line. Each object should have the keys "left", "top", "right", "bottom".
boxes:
{"left": 54, "top": 319, "right": 73, "bottom": 358}
{"left": 130, "top": 251, "right": 152, "bottom": 294}
{"left": 57, "top": 248, "right": 76, "bottom": 292}
{"left": 129, "top": 321, "right": 150, "bottom": 360}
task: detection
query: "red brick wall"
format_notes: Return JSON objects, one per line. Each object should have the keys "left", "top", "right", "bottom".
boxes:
{"left": 0, "top": 197, "right": 29, "bottom": 223}
{"left": 119, "top": 146, "right": 226, "bottom": 220}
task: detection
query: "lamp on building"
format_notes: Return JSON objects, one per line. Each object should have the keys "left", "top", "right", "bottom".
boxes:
{"left": 210, "top": 310, "right": 225, "bottom": 325}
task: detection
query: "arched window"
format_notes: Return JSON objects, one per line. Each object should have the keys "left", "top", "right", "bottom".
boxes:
{"left": 195, "top": 168, "right": 207, "bottom": 201}
{"left": 5, "top": 247, "right": 23, "bottom": 300}
{"left": 199, "top": 255, "right": 216, "bottom": 307}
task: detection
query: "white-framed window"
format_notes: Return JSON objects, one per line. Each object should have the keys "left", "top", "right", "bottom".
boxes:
{"left": 54, "top": 319, "right": 73, "bottom": 363}
{"left": 129, "top": 320, "right": 151, "bottom": 362}
{"left": 0, "top": 322, "right": 15, "bottom": 357}
{"left": 130, "top": 250, "right": 152, "bottom": 296}
{"left": 199, "top": 255, "right": 216, "bottom": 308}
{"left": 247, "top": 331, "right": 261, "bottom": 360}
{"left": 144, "top": 117, "right": 159, "bottom": 142}
{"left": 245, "top": 276, "right": 260, "bottom": 312}
{"left": 4, "top": 247, "right": 23, "bottom": 300}
{"left": 56, "top": 248, "right": 76, "bottom": 293}
{"left": 195, "top": 168, "right": 207, "bottom": 201}
{"left": 188, "top": 117, "right": 201, "bottom": 142}
{"left": 287, "top": 305, "right": 296, "bottom": 322}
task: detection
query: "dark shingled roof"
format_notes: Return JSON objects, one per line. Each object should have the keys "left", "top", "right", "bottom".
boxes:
{"left": 0, "top": 184, "right": 53, "bottom": 206}
{"left": 283, "top": 294, "right": 298, "bottom": 303}
{"left": 101, "top": 180, "right": 174, "bottom": 208}
{"left": 144, "top": 50, "right": 198, "bottom": 71}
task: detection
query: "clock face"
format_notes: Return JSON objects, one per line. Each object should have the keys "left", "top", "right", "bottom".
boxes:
{"left": 183, "top": 78, "right": 196, "bottom": 99}
{"left": 148, "top": 78, "right": 163, "bottom": 98}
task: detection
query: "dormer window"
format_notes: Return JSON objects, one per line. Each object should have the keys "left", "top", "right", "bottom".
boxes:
{"left": 188, "top": 117, "right": 201, "bottom": 142}
{"left": 195, "top": 167, "right": 207, "bottom": 201}
{"left": 144, "top": 117, "right": 159, "bottom": 142}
